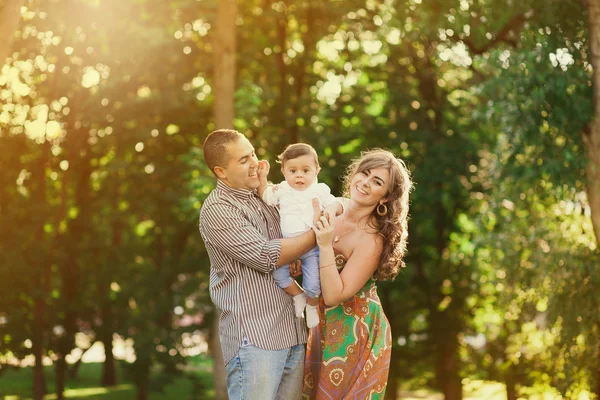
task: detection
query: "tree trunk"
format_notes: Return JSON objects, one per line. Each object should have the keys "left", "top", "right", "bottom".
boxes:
{"left": 134, "top": 358, "right": 151, "bottom": 400}
{"left": 211, "top": 316, "right": 228, "bottom": 400}
{"left": 0, "top": 0, "right": 25, "bottom": 64}
{"left": 212, "top": 0, "right": 236, "bottom": 397}
{"left": 505, "top": 372, "right": 517, "bottom": 400}
{"left": 56, "top": 122, "right": 92, "bottom": 399}
{"left": 101, "top": 325, "right": 117, "bottom": 386}
{"left": 596, "top": 323, "right": 600, "bottom": 398}
{"left": 56, "top": 358, "right": 67, "bottom": 400}
{"left": 214, "top": 0, "right": 237, "bottom": 129}
{"left": 435, "top": 335, "right": 462, "bottom": 400}
{"left": 443, "top": 366, "right": 462, "bottom": 400}
{"left": 136, "top": 385, "right": 148, "bottom": 400}
{"left": 587, "top": 0, "right": 600, "bottom": 248}
{"left": 100, "top": 141, "right": 122, "bottom": 387}
{"left": 32, "top": 299, "right": 46, "bottom": 400}
{"left": 586, "top": 5, "right": 600, "bottom": 398}
{"left": 32, "top": 142, "right": 49, "bottom": 400}
{"left": 56, "top": 303, "right": 77, "bottom": 400}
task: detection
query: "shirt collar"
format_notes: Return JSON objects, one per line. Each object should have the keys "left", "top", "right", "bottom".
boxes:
{"left": 216, "top": 179, "right": 257, "bottom": 200}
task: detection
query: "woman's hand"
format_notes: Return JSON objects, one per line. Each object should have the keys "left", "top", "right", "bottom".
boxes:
{"left": 312, "top": 198, "right": 334, "bottom": 246}
{"left": 314, "top": 213, "right": 335, "bottom": 247}
{"left": 289, "top": 259, "right": 302, "bottom": 277}
{"left": 312, "top": 198, "right": 323, "bottom": 227}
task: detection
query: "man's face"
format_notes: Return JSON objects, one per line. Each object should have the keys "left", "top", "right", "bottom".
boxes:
{"left": 217, "top": 137, "right": 260, "bottom": 190}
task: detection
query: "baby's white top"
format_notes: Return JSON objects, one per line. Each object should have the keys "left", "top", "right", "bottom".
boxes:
{"left": 262, "top": 180, "right": 336, "bottom": 237}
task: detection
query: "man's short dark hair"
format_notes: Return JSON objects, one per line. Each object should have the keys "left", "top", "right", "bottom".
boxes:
{"left": 203, "top": 129, "right": 244, "bottom": 174}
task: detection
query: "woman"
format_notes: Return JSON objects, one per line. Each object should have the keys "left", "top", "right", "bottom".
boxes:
{"left": 302, "top": 149, "right": 412, "bottom": 399}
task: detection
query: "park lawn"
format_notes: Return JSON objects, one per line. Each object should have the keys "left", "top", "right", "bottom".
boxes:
{"left": 0, "top": 355, "right": 214, "bottom": 400}
{"left": 0, "top": 359, "right": 580, "bottom": 400}
{"left": 399, "top": 379, "right": 585, "bottom": 400}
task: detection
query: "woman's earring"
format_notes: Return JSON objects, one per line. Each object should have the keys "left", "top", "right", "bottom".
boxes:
{"left": 377, "top": 202, "right": 388, "bottom": 216}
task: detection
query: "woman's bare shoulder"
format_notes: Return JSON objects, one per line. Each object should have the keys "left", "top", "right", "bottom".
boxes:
{"left": 351, "top": 230, "right": 383, "bottom": 258}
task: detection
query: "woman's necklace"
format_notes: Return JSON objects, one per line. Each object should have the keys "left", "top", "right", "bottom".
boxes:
{"left": 333, "top": 214, "right": 358, "bottom": 243}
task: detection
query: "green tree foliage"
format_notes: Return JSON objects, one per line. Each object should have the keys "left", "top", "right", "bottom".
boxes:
{"left": 1, "top": 0, "right": 599, "bottom": 399}
{"left": 475, "top": 21, "right": 599, "bottom": 397}
{"left": 1, "top": 0, "right": 213, "bottom": 398}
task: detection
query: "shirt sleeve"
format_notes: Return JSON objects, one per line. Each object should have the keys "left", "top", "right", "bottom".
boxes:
{"left": 315, "top": 183, "right": 337, "bottom": 208}
{"left": 200, "top": 202, "right": 281, "bottom": 273}
{"left": 332, "top": 197, "right": 350, "bottom": 213}
{"left": 261, "top": 183, "right": 282, "bottom": 206}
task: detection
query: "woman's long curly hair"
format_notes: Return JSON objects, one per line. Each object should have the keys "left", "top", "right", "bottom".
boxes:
{"left": 342, "top": 149, "right": 412, "bottom": 281}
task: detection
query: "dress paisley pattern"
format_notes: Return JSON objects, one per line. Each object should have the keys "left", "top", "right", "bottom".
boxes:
{"left": 302, "top": 255, "right": 392, "bottom": 399}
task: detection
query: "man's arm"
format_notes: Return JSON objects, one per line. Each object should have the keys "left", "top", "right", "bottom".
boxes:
{"left": 277, "top": 198, "right": 323, "bottom": 266}
{"left": 278, "top": 229, "right": 316, "bottom": 266}
{"left": 201, "top": 200, "right": 319, "bottom": 270}
{"left": 201, "top": 203, "right": 281, "bottom": 273}
{"left": 260, "top": 184, "right": 281, "bottom": 206}
{"left": 257, "top": 160, "right": 283, "bottom": 206}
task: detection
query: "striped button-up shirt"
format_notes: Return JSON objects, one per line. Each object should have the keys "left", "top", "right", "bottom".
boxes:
{"left": 200, "top": 180, "right": 308, "bottom": 364}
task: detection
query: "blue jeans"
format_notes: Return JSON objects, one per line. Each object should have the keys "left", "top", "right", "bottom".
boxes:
{"left": 272, "top": 245, "right": 320, "bottom": 298}
{"left": 225, "top": 342, "right": 305, "bottom": 400}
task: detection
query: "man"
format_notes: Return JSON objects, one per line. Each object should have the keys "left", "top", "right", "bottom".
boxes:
{"left": 199, "top": 129, "right": 317, "bottom": 399}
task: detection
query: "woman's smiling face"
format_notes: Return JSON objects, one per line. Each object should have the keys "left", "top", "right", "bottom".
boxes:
{"left": 350, "top": 167, "right": 390, "bottom": 205}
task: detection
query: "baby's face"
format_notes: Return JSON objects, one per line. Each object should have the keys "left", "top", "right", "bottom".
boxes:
{"left": 281, "top": 155, "right": 320, "bottom": 191}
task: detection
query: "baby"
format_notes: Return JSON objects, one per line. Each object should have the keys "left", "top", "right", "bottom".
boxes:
{"left": 258, "top": 143, "right": 337, "bottom": 328}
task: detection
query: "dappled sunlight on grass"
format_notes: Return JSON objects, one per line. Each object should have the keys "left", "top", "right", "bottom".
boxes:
{"left": 0, "top": 359, "right": 214, "bottom": 399}
{"left": 42, "top": 384, "right": 132, "bottom": 399}
{"left": 399, "top": 389, "right": 443, "bottom": 400}
{"left": 399, "top": 380, "right": 592, "bottom": 400}
{"left": 1, "top": 366, "right": 590, "bottom": 400}
{"left": 463, "top": 380, "right": 506, "bottom": 399}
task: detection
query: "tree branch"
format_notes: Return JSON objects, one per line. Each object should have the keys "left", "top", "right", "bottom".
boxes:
{"left": 459, "top": 11, "right": 531, "bottom": 55}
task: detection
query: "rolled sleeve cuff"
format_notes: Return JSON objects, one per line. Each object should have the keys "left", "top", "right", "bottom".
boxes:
{"left": 262, "top": 184, "right": 279, "bottom": 206}
{"left": 263, "top": 238, "right": 282, "bottom": 271}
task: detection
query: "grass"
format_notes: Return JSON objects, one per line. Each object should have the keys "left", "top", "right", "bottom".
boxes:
{"left": 0, "top": 356, "right": 214, "bottom": 400}
{"left": 397, "top": 381, "right": 506, "bottom": 400}
{"left": 0, "top": 359, "right": 590, "bottom": 399}
{"left": 398, "top": 379, "right": 591, "bottom": 400}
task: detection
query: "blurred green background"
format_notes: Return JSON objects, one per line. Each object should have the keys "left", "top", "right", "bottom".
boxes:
{"left": 1, "top": 0, "right": 599, "bottom": 399}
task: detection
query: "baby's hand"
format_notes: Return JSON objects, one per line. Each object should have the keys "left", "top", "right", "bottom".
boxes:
{"left": 257, "top": 160, "right": 270, "bottom": 181}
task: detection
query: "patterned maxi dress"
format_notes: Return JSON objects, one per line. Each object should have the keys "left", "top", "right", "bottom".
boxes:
{"left": 302, "top": 255, "right": 392, "bottom": 399}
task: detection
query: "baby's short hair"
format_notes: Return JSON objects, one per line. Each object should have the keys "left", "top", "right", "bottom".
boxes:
{"left": 277, "top": 143, "right": 319, "bottom": 167}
